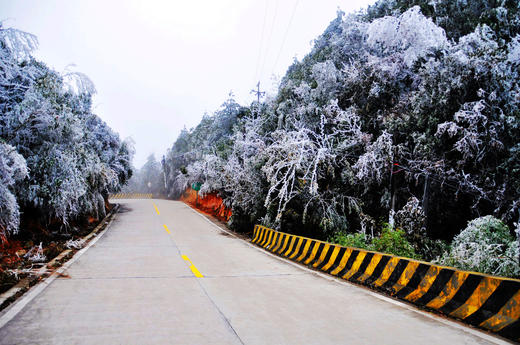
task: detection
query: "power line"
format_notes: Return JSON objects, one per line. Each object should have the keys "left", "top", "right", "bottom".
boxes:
{"left": 254, "top": 0, "right": 269, "bottom": 83}
{"left": 259, "top": 0, "right": 279, "bottom": 81}
{"left": 250, "top": 81, "right": 266, "bottom": 104}
{"left": 272, "top": 0, "right": 299, "bottom": 75}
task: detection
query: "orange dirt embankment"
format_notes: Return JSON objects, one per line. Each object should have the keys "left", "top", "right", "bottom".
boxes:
{"left": 0, "top": 240, "right": 23, "bottom": 272}
{"left": 180, "top": 188, "right": 232, "bottom": 222}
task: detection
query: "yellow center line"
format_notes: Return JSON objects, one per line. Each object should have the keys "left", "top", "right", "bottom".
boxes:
{"left": 189, "top": 265, "right": 204, "bottom": 278}
{"left": 181, "top": 255, "right": 192, "bottom": 264}
{"left": 163, "top": 224, "right": 171, "bottom": 234}
{"left": 153, "top": 203, "right": 160, "bottom": 215}
{"left": 181, "top": 255, "right": 204, "bottom": 278}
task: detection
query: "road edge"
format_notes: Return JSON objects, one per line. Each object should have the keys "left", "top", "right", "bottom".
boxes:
{"left": 0, "top": 206, "right": 119, "bottom": 329}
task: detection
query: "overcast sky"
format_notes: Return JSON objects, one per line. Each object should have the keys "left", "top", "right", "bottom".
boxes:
{"left": 1, "top": 0, "right": 375, "bottom": 167}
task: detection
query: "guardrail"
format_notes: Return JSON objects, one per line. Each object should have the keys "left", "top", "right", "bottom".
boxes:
{"left": 109, "top": 193, "right": 152, "bottom": 199}
{"left": 252, "top": 225, "right": 520, "bottom": 341}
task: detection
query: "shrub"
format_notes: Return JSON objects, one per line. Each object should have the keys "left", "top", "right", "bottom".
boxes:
{"left": 370, "top": 223, "right": 417, "bottom": 259}
{"left": 437, "top": 216, "right": 520, "bottom": 278}
{"left": 330, "top": 231, "right": 370, "bottom": 249}
{"left": 417, "top": 237, "right": 449, "bottom": 262}
{"left": 330, "top": 223, "right": 417, "bottom": 259}
{"left": 394, "top": 197, "right": 427, "bottom": 250}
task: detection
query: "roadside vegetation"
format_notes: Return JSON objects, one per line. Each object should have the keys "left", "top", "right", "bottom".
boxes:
{"left": 161, "top": 0, "right": 520, "bottom": 277}
{"left": 0, "top": 26, "right": 132, "bottom": 288}
{"left": 331, "top": 224, "right": 419, "bottom": 260}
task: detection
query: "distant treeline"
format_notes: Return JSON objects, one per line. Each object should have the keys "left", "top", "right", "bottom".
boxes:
{"left": 122, "top": 154, "right": 165, "bottom": 197}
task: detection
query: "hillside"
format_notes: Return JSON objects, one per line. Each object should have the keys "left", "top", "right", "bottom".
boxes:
{"left": 161, "top": 0, "right": 520, "bottom": 276}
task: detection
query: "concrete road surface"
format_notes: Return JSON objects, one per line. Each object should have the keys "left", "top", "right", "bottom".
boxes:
{"left": 0, "top": 199, "right": 510, "bottom": 344}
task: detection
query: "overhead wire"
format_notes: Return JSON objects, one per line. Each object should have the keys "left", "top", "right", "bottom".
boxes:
{"left": 254, "top": 0, "right": 269, "bottom": 83}
{"left": 272, "top": 0, "right": 300, "bottom": 75}
{"left": 259, "top": 0, "right": 279, "bottom": 83}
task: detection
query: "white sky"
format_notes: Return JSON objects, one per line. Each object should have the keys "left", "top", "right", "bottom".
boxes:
{"left": 1, "top": 0, "right": 375, "bottom": 167}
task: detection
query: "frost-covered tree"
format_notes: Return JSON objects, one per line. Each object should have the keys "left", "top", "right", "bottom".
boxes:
{"left": 366, "top": 6, "right": 448, "bottom": 66}
{"left": 124, "top": 154, "right": 165, "bottom": 196}
{"left": 394, "top": 196, "right": 426, "bottom": 237}
{"left": 162, "top": 1, "right": 520, "bottom": 268}
{"left": 366, "top": 0, "right": 520, "bottom": 43}
{"left": 0, "top": 143, "right": 27, "bottom": 240}
{"left": 438, "top": 216, "right": 520, "bottom": 277}
{"left": 0, "top": 25, "right": 133, "bottom": 235}
{"left": 162, "top": 94, "right": 246, "bottom": 199}
{"left": 353, "top": 131, "right": 393, "bottom": 185}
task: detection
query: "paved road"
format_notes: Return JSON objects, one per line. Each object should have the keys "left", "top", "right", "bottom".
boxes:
{"left": 0, "top": 199, "right": 508, "bottom": 344}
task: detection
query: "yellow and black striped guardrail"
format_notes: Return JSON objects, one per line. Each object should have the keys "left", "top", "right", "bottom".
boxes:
{"left": 252, "top": 225, "right": 520, "bottom": 341}
{"left": 109, "top": 193, "right": 152, "bottom": 199}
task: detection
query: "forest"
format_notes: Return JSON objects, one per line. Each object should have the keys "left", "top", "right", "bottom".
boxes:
{"left": 156, "top": 0, "right": 520, "bottom": 277}
{"left": 0, "top": 26, "right": 133, "bottom": 244}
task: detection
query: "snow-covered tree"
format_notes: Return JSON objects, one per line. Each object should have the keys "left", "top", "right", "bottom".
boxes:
{"left": 353, "top": 131, "right": 393, "bottom": 185}
{"left": 124, "top": 154, "right": 165, "bottom": 196}
{"left": 160, "top": 0, "right": 520, "bottom": 276}
{"left": 367, "top": 6, "right": 448, "bottom": 66}
{"left": 0, "top": 143, "right": 27, "bottom": 240}
{"left": 0, "top": 25, "right": 133, "bottom": 235}
{"left": 438, "top": 216, "right": 520, "bottom": 277}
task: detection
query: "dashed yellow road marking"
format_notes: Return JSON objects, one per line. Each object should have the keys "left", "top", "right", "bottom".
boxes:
{"left": 157, "top": 209, "right": 202, "bottom": 278}
{"left": 182, "top": 255, "right": 204, "bottom": 278}
{"left": 163, "top": 224, "right": 171, "bottom": 234}
{"left": 188, "top": 265, "right": 204, "bottom": 278}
